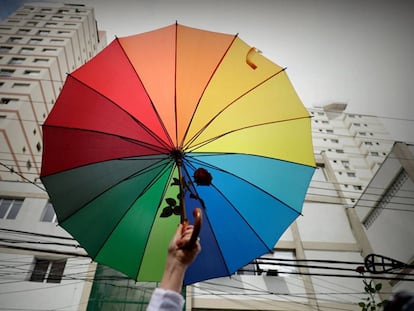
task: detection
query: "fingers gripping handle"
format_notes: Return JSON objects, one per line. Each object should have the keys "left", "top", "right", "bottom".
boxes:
{"left": 182, "top": 208, "right": 202, "bottom": 249}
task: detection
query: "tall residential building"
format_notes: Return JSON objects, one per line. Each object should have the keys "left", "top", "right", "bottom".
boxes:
{"left": 354, "top": 142, "right": 414, "bottom": 293}
{"left": 0, "top": 1, "right": 106, "bottom": 183}
{"left": 0, "top": 2, "right": 106, "bottom": 311}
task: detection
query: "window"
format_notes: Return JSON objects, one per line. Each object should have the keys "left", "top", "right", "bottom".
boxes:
{"left": 7, "top": 37, "right": 23, "bottom": 43}
{"left": 370, "top": 151, "right": 379, "bottom": 156}
{"left": 12, "top": 83, "right": 31, "bottom": 89}
{"left": 353, "top": 185, "right": 362, "bottom": 191}
{"left": 0, "top": 198, "right": 23, "bottom": 220}
{"left": 24, "top": 70, "right": 40, "bottom": 76}
{"left": 40, "top": 202, "right": 57, "bottom": 223}
{"left": 364, "top": 141, "right": 373, "bottom": 146}
{"left": 42, "top": 48, "right": 57, "bottom": 52}
{"left": 237, "top": 250, "right": 297, "bottom": 276}
{"left": 1, "top": 97, "right": 19, "bottom": 105}
{"left": 258, "top": 251, "right": 297, "bottom": 276}
{"left": 17, "top": 28, "right": 30, "bottom": 34}
{"left": 335, "top": 149, "right": 344, "bottom": 154}
{"left": 45, "top": 22, "right": 58, "bottom": 27}
{"left": 341, "top": 160, "right": 350, "bottom": 168}
{"left": 25, "top": 21, "right": 38, "bottom": 26}
{"left": 29, "top": 38, "right": 43, "bottom": 44}
{"left": 33, "top": 58, "right": 48, "bottom": 63}
{"left": 37, "top": 30, "right": 50, "bottom": 35}
{"left": 330, "top": 139, "right": 339, "bottom": 144}
{"left": 347, "top": 172, "right": 356, "bottom": 177}
{"left": 30, "top": 258, "right": 66, "bottom": 283}
{"left": 0, "top": 69, "right": 15, "bottom": 77}
{"left": 36, "top": 142, "right": 42, "bottom": 152}
{"left": 19, "top": 47, "right": 35, "bottom": 54}
{"left": 0, "top": 46, "right": 12, "bottom": 53}
{"left": 8, "top": 57, "right": 26, "bottom": 65}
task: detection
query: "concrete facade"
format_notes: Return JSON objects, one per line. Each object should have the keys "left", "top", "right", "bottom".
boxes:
{"left": 0, "top": 3, "right": 105, "bottom": 311}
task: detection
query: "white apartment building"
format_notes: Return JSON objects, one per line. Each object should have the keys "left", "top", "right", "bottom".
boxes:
{"left": 354, "top": 142, "right": 414, "bottom": 294}
{"left": 0, "top": 2, "right": 106, "bottom": 311}
{"left": 189, "top": 104, "right": 398, "bottom": 311}
{"left": 0, "top": 1, "right": 106, "bottom": 183}
{"left": 1, "top": 3, "right": 411, "bottom": 311}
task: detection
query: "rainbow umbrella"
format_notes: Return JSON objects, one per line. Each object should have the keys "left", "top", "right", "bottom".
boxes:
{"left": 40, "top": 23, "right": 315, "bottom": 285}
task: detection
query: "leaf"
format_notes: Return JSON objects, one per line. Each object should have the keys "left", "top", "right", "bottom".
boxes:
{"left": 165, "top": 198, "right": 177, "bottom": 206}
{"left": 160, "top": 206, "right": 173, "bottom": 218}
{"left": 359, "top": 302, "right": 366, "bottom": 308}
{"left": 173, "top": 205, "right": 182, "bottom": 215}
{"left": 375, "top": 283, "right": 382, "bottom": 291}
{"left": 171, "top": 178, "right": 180, "bottom": 186}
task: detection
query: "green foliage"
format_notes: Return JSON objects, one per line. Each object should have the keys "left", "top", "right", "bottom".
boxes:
{"left": 357, "top": 268, "right": 386, "bottom": 311}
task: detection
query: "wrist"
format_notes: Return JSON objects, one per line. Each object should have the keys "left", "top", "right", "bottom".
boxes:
{"left": 160, "top": 257, "right": 187, "bottom": 292}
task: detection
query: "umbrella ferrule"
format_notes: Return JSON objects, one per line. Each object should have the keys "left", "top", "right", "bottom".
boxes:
{"left": 170, "top": 148, "right": 184, "bottom": 166}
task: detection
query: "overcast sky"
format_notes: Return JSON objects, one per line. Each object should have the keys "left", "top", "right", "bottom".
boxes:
{"left": 3, "top": 0, "right": 414, "bottom": 143}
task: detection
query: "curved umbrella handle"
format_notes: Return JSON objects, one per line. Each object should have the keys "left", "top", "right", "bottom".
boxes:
{"left": 182, "top": 208, "right": 202, "bottom": 249}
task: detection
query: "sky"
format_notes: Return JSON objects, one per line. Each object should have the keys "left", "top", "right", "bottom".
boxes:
{"left": 2, "top": 0, "right": 414, "bottom": 143}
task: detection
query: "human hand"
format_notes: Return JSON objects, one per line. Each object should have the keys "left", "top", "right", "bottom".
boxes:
{"left": 169, "top": 224, "right": 201, "bottom": 267}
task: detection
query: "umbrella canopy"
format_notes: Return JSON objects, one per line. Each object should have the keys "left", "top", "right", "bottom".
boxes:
{"left": 40, "top": 23, "right": 316, "bottom": 285}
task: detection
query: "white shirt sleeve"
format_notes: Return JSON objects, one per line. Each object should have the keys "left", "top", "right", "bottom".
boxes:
{"left": 147, "top": 288, "right": 185, "bottom": 311}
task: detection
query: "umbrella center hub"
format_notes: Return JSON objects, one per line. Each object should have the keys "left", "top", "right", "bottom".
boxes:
{"left": 170, "top": 148, "right": 184, "bottom": 165}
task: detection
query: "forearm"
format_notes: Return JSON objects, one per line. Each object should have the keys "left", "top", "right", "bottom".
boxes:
{"left": 159, "top": 258, "right": 187, "bottom": 292}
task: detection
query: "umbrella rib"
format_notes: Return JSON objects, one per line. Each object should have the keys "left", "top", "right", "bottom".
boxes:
{"left": 174, "top": 22, "right": 179, "bottom": 147}
{"left": 59, "top": 160, "right": 173, "bottom": 268}
{"left": 58, "top": 158, "right": 171, "bottom": 225}
{"left": 133, "top": 163, "right": 177, "bottom": 281}
{"left": 186, "top": 154, "right": 304, "bottom": 217}
{"left": 180, "top": 33, "right": 238, "bottom": 148}
{"left": 183, "top": 67, "right": 286, "bottom": 149}
{"left": 68, "top": 73, "right": 173, "bottom": 150}
{"left": 180, "top": 159, "right": 233, "bottom": 277}
{"left": 115, "top": 38, "right": 175, "bottom": 148}
{"left": 42, "top": 124, "right": 170, "bottom": 155}
{"left": 93, "top": 162, "right": 174, "bottom": 274}
{"left": 186, "top": 115, "right": 312, "bottom": 153}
